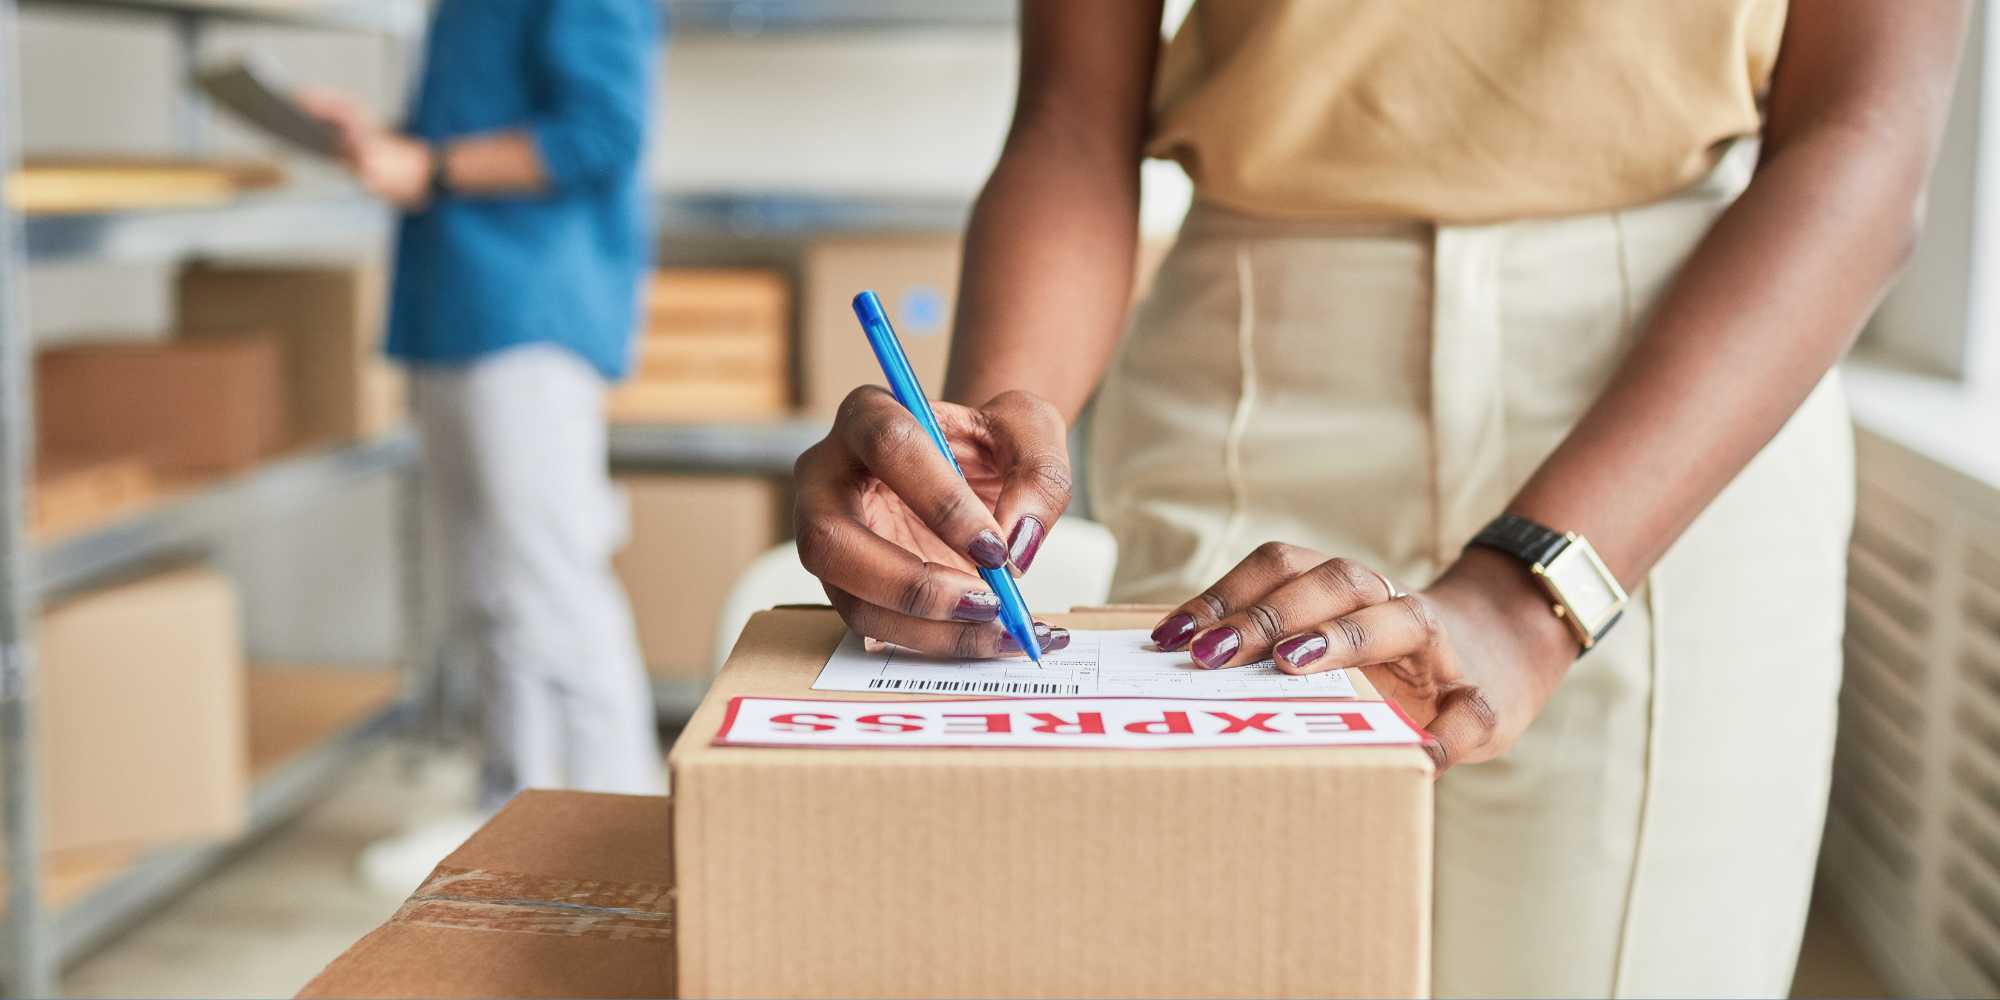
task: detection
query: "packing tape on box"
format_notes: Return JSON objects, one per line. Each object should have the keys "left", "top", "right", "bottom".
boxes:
{"left": 392, "top": 866, "right": 674, "bottom": 941}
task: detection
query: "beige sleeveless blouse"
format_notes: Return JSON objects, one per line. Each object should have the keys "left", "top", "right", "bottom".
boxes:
{"left": 1146, "top": 0, "right": 1786, "bottom": 223}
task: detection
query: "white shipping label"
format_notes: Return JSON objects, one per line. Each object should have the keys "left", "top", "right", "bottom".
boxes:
{"left": 811, "top": 629, "right": 1359, "bottom": 699}
{"left": 715, "top": 696, "right": 1430, "bottom": 750}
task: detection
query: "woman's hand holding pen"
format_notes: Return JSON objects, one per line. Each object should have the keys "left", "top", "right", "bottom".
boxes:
{"left": 794, "top": 386, "right": 1074, "bottom": 659}
{"left": 1151, "top": 542, "right": 1580, "bottom": 773}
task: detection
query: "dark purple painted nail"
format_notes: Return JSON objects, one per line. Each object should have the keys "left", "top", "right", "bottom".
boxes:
{"left": 1275, "top": 633, "right": 1327, "bottom": 668}
{"left": 1046, "top": 627, "right": 1071, "bottom": 652}
{"left": 952, "top": 591, "right": 1000, "bottom": 622}
{"left": 998, "top": 622, "right": 1057, "bottom": 656}
{"left": 1007, "top": 516, "right": 1046, "bottom": 573}
{"left": 968, "top": 530, "right": 1009, "bottom": 569}
{"left": 1151, "top": 613, "right": 1197, "bottom": 651}
{"left": 1190, "top": 628, "right": 1241, "bottom": 669}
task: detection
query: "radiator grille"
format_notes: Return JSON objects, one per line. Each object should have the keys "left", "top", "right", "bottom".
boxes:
{"left": 1822, "top": 427, "right": 2000, "bottom": 997}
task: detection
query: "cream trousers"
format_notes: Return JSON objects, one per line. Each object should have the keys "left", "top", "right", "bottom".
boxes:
{"left": 1088, "top": 144, "right": 1854, "bottom": 997}
{"left": 413, "top": 344, "right": 664, "bottom": 811}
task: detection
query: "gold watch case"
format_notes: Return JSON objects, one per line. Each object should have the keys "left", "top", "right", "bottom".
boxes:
{"left": 1530, "top": 533, "right": 1629, "bottom": 650}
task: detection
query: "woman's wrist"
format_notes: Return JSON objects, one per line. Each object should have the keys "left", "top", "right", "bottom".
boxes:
{"left": 1427, "top": 546, "right": 1580, "bottom": 685}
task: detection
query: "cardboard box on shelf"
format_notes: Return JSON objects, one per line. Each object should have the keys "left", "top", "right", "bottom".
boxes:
{"left": 246, "top": 665, "right": 403, "bottom": 779}
{"left": 298, "top": 789, "right": 675, "bottom": 1000}
{"left": 800, "top": 236, "right": 1175, "bottom": 417}
{"left": 30, "top": 455, "right": 156, "bottom": 540}
{"left": 36, "top": 335, "right": 286, "bottom": 475}
{"left": 8, "top": 155, "right": 286, "bottom": 215}
{"left": 177, "top": 262, "right": 405, "bottom": 447}
{"left": 613, "top": 475, "right": 782, "bottom": 684}
{"left": 801, "top": 234, "right": 960, "bottom": 417}
{"left": 608, "top": 268, "right": 791, "bottom": 424}
{"left": 35, "top": 565, "right": 248, "bottom": 859}
{"left": 668, "top": 607, "right": 1434, "bottom": 998}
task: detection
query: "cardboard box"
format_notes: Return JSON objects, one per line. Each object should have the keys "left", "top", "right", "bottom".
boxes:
{"left": 614, "top": 476, "right": 782, "bottom": 684}
{"left": 37, "top": 336, "right": 286, "bottom": 475}
{"left": 246, "top": 665, "right": 402, "bottom": 779}
{"left": 608, "top": 269, "right": 791, "bottom": 423}
{"left": 9, "top": 155, "right": 286, "bottom": 215}
{"left": 177, "top": 262, "right": 405, "bottom": 447}
{"left": 298, "top": 790, "right": 675, "bottom": 999}
{"left": 669, "top": 607, "right": 1434, "bottom": 998}
{"left": 800, "top": 237, "right": 1175, "bottom": 417}
{"left": 801, "top": 235, "right": 961, "bottom": 417}
{"left": 30, "top": 455, "right": 156, "bottom": 540}
{"left": 35, "top": 565, "right": 248, "bottom": 858}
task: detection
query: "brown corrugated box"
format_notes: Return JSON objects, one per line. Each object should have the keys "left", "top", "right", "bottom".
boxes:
{"left": 669, "top": 606, "right": 1433, "bottom": 998}
{"left": 298, "top": 790, "right": 675, "bottom": 999}
{"left": 801, "top": 235, "right": 960, "bottom": 417}
{"left": 608, "top": 268, "right": 791, "bottom": 423}
{"left": 800, "top": 237, "right": 1175, "bottom": 416}
{"left": 613, "top": 475, "right": 782, "bottom": 683}
{"left": 177, "top": 261, "right": 404, "bottom": 447}
{"left": 9, "top": 155, "right": 286, "bottom": 214}
{"left": 36, "top": 336, "right": 286, "bottom": 474}
{"left": 36, "top": 565, "right": 248, "bottom": 858}
{"left": 29, "top": 456, "right": 156, "bottom": 540}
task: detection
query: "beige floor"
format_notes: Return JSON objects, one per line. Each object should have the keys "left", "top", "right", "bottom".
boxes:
{"left": 61, "top": 743, "right": 1894, "bottom": 998}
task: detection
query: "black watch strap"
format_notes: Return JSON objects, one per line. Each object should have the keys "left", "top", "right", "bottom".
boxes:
{"left": 1467, "top": 513, "right": 1567, "bottom": 568}
{"left": 428, "top": 147, "right": 451, "bottom": 199}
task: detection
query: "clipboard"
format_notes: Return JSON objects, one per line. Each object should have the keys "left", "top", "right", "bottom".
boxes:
{"left": 194, "top": 58, "right": 342, "bottom": 159}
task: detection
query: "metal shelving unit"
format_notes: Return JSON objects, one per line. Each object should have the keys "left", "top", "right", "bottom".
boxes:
{"left": 665, "top": 0, "right": 1011, "bottom": 36}
{"left": 38, "top": 432, "right": 416, "bottom": 599}
{"left": 609, "top": 419, "right": 824, "bottom": 475}
{"left": 25, "top": 192, "right": 391, "bottom": 265}
{"left": 50, "top": 695, "right": 405, "bottom": 968}
{"left": 0, "top": 1, "right": 1005, "bottom": 992}
{"left": 1, "top": 1, "right": 420, "bottom": 994}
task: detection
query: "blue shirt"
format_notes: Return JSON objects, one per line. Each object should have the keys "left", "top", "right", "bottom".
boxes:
{"left": 387, "top": 0, "right": 658, "bottom": 381}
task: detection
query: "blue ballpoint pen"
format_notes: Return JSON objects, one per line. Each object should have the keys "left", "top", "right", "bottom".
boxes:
{"left": 851, "top": 290, "right": 1042, "bottom": 663}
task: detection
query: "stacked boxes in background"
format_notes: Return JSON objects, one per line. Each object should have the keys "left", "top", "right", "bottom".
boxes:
{"left": 176, "top": 261, "right": 405, "bottom": 448}
{"left": 800, "top": 235, "right": 961, "bottom": 416}
{"left": 612, "top": 237, "right": 1171, "bottom": 699}
{"left": 607, "top": 268, "right": 791, "bottom": 423}
{"left": 27, "top": 260, "right": 403, "bottom": 541}
{"left": 799, "top": 234, "right": 1173, "bottom": 415}
{"left": 34, "top": 565, "right": 249, "bottom": 861}
{"left": 35, "top": 335, "right": 287, "bottom": 478}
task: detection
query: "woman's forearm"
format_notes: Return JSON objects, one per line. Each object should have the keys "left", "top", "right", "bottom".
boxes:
{"left": 944, "top": 128, "right": 1141, "bottom": 417}
{"left": 1506, "top": 86, "right": 1958, "bottom": 586}
{"left": 943, "top": 0, "right": 1160, "bottom": 417}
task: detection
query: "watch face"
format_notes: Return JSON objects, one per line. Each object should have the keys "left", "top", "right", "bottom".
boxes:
{"left": 1540, "top": 542, "right": 1626, "bottom": 634}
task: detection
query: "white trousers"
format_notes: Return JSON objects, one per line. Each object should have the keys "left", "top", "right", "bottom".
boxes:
{"left": 412, "top": 344, "right": 662, "bottom": 810}
{"left": 1090, "top": 142, "right": 1853, "bottom": 997}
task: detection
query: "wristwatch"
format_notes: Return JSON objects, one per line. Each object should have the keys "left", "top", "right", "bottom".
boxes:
{"left": 428, "top": 145, "right": 452, "bottom": 200}
{"left": 1467, "top": 514, "right": 1628, "bottom": 653}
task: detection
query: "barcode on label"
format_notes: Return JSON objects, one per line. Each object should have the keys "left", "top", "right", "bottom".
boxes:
{"left": 866, "top": 678, "right": 1082, "bottom": 695}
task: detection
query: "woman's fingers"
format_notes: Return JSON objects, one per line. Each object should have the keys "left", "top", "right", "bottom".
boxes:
{"left": 1420, "top": 686, "right": 1499, "bottom": 773}
{"left": 1183, "top": 556, "right": 1400, "bottom": 669}
{"left": 825, "top": 587, "right": 1070, "bottom": 659}
{"left": 835, "top": 386, "right": 1011, "bottom": 569}
{"left": 795, "top": 443, "right": 999, "bottom": 623}
{"left": 978, "top": 390, "right": 1074, "bottom": 574}
{"left": 1148, "top": 542, "right": 1326, "bottom": 651}
{"left": 1269, "top": 594, "right": 1440, "bottom": 674}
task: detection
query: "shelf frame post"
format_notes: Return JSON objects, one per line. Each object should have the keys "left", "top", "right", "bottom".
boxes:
{"left": 0, "top": 0, "right": 54, "bottom": 994}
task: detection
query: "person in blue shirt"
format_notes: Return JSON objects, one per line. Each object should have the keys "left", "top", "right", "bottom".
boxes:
{"left": 302, "top": 0, "right": 663, "bottom": 871}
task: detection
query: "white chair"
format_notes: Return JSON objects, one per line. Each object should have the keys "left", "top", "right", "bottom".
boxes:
{"left": 710, "top": 517, "right": 1120, "bottom": 675}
